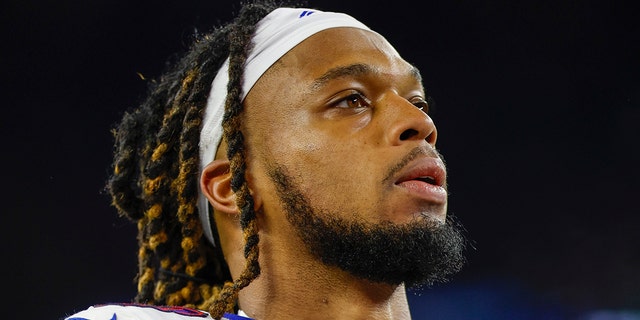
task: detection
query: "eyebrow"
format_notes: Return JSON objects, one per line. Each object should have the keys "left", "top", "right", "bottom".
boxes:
{"left": 310, "top": 63, "right": 423, "bottom": 91}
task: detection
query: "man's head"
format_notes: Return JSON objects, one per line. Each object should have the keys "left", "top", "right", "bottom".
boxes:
{"left": 209, "top": 25, "right": 465, "bottom": 286}
{"left": 107, "top": 1, "right": 465, "bottom": 318}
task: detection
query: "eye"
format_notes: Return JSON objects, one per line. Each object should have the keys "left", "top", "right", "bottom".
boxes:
{"left": 410, "top": 96, "right": 432, "bottom": 114}
{"left": 334, "top": 92, "right": 370, "bottom": 110}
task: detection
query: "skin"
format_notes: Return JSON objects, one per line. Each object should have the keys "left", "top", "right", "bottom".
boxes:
{"left": 201, "top": 27, "right": 445, "bottom": 320}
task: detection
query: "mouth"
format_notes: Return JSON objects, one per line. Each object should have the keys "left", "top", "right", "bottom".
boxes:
{"left": 413, "top": 176, "right": 438, "bottom": 185}
{"left": 394, "top": 159, "right": 445, "bottom": 187}
{"left": 393, "top": 157, "right": 447, "bottom": 203}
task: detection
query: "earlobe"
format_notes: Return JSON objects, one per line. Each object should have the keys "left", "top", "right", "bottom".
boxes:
{"left": 200, "top": 159, "right": 238, "bottom": 215}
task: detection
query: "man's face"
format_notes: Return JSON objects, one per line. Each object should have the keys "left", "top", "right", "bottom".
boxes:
{"left": 245, "top": 27, "right": 446, "bottom": 225}
{"left": 241, "top": 27, "right": 464, "bottom": 284}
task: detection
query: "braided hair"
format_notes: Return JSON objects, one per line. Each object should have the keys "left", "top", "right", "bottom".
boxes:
{"left": 105, "top": 0, "right": 300, "bottom": 318}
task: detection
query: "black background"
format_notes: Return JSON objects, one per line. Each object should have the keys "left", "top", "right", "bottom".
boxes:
{"left": 3, "top": 0, "right": 639, "bottom": 319}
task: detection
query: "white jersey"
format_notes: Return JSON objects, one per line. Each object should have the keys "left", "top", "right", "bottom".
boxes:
{"left": 64, "top": 303, "right": 253, "bottom": 320}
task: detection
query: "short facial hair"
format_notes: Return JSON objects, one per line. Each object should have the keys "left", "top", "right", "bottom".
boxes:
{"left": 267, "top": 165, "right": 467, "bottom": 288}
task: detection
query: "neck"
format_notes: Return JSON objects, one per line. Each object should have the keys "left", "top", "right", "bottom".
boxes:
{"left": 236, "top": 233, "right": 412, "bottom": 320}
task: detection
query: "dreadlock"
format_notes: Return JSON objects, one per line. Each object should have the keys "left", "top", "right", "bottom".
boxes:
{"left": 105, "top": 0, "right": 301, "bottom": 318}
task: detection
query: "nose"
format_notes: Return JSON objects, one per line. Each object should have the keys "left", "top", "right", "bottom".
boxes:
{"left": 382, "top": 94, "right": 438, "bottom": 147}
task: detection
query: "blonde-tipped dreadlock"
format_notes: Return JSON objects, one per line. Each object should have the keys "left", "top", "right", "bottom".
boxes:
{"left": 106, "top": 1, "right": 298, "bottom": 318}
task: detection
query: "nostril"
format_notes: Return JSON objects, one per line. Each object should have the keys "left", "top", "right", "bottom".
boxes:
{"left": 426, "top": 129, "right": 437, "bottom": 145}
{"left": 399, "top": 128, "right": 419, "bottom": 141}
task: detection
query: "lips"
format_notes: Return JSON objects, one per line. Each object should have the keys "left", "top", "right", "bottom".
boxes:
{"left": 394, "top": 157, "right": 447, "bottom": 204}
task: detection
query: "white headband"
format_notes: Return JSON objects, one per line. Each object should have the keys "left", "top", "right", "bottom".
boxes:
{"left": 198, "top": 7, "right": 371, "bottom": 245}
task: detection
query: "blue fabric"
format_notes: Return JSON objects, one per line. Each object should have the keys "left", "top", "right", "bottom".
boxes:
{"left": 221, "top": 313, "right": 253, "bottom": 320}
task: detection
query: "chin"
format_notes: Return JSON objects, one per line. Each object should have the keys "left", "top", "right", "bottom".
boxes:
{"left": 419, "top": 211, "right": 447, "bottom": 224}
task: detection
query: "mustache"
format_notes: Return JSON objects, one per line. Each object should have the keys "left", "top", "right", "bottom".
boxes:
{"left": 381, "top": 146, "right": 446, "bottom": 185}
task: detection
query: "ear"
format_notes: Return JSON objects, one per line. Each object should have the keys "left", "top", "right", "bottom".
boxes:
{"left": 200, "top": 159, "right": 238, "bottom": 215}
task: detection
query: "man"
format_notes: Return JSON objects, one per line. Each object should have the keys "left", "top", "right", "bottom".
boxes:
{"left": 65, "top": 1, "right": 466, "bottom": 319}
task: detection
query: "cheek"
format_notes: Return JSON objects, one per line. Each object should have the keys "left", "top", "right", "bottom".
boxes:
{"left": 248, "top": 109, "right": 378, "bottom": 205}
{"left": 291, "top": 143, "right": 376, "bottom": 203}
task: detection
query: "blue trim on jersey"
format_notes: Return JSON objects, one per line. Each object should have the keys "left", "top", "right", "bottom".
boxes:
{"left": 222, "top": 312, "right": 253, "bottom": 320}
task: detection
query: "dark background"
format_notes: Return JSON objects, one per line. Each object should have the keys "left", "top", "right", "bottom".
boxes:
{"left": 3, "top": 0, "right": 639, "bottom": 319}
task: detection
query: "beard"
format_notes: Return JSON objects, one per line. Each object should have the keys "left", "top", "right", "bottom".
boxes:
{"left": 267, "top": 165, "right": 467, "bottom": 288}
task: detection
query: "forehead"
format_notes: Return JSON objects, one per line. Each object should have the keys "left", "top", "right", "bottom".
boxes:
{"left": 245, "top": 27, "right": 420, "bottom": 106}
{"left": 275, "top": 27, "right": 413, "bottom": 80}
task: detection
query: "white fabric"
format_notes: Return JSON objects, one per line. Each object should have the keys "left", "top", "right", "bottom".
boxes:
{"left": 65, "top": 304, "right": 213, "bottom": 320}
{"left": 65, "top": 304, "right": 253, "bottom": 320}
{"left": 198, "top": 7, "right": 371, "bottom": 245}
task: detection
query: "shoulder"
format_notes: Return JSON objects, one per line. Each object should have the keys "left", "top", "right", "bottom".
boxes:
{"left": 64, "top": 303, "right": 213, "bottom": 320}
